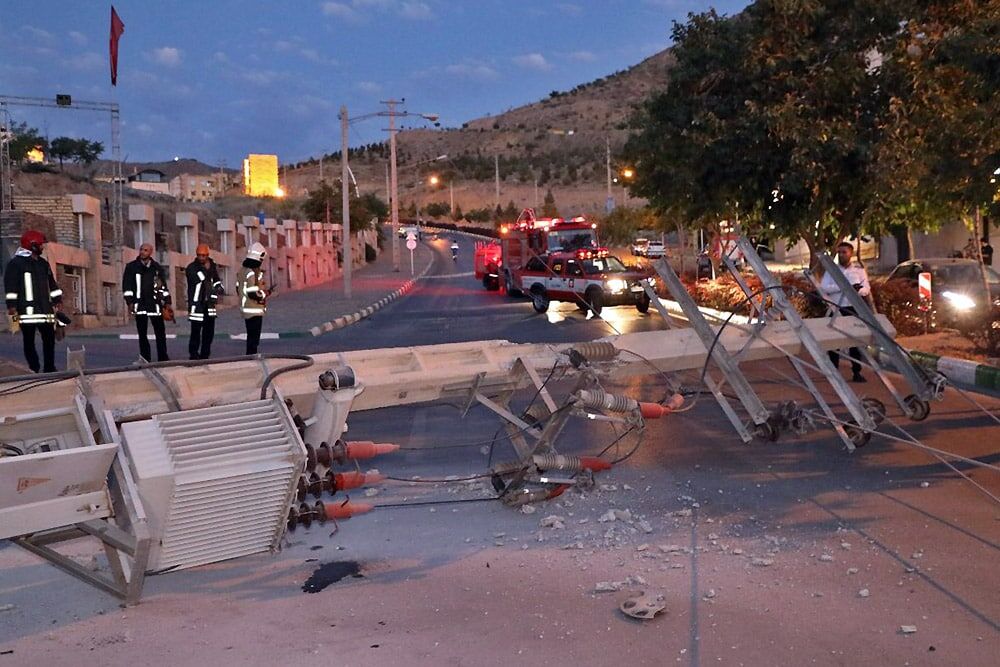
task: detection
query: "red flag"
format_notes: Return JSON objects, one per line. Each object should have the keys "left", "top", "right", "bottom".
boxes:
{"left": 110, "top": 6, "right": 125, "bottom": 86}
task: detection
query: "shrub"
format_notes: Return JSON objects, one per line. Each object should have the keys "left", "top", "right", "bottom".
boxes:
{"left": 962, "top": 306, "right": 1000, "bottom": 357}
{"left": 871, "top": 279, "right": 927, "bottom": 337}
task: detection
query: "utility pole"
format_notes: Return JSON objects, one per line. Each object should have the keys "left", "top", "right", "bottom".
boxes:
{"left": 533, "top": 178, "right": 538, "bottom": 211}
{"left": 494, "top": 154, "right": 500, "bottom": 211}
{"left": 340, "top": 105, "right": 352, "bottom": 297}
{"left": 605, "top": 137, "right": 614, "bottom": 213}
{"left": 319, "top": 154, "right": 324, "bottom": 181}
{"left": 385, "top": 163, "right": 390, "bottom": 209}
{"left": 449, "top": 180, "right": 454, "bottom": 216}
{"left": 384, "top": 99, "right": 402, "bottom": 272}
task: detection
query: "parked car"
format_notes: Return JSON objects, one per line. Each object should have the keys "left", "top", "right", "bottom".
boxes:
{"left": 643, "top": 241, "right": 666, "bottom": 258}
{"left": 631, "top": 238, "right": 665, "bottom": 258}
{"left": 631, "top": 238, "right": 650, "bottom": 256}
{"left": 884, "top": 258, "right": 1000, "bottom": 325}
{"left": 398, "top": 224, "right": 421, "bottom": 240}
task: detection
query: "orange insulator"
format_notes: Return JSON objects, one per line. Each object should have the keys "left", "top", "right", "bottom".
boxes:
{"left": 344, "top": 441, "right": 399, "bottom": 460}
{"left": 333, "top": 470, "right": 386, "bottom": 492}
{"left": 320, "top": 500, "right": 374, "bottom": 520}
{"left": 640, "top": 394, "right": 685, "bottom": 419}
{"left": 579, "top": 456, "right": 612, "bottom": 472}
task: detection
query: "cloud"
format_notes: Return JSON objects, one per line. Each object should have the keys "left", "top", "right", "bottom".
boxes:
{"left": 557, "top": 3, "right": 582, "bottom": 15}
{"left": 22, "top": 25, "right": 54, "bottom": 42}
{"left": 513, "top": 53, "right": 552, "bottom": 71}
{"left": 68, "top": 31, "right": 88, "bottom": 46}
{"left": 444, "top": 62, "right": 499, "bottom": 81}
{"left": 568, "top": 50, "right": 596, "bottom": 62}
{"left": 358, "top": 81, "right": 382, "bottom": 93}
{"left": 135, "top": 123, "right": 154, "bottom": 136}
{"left": 65, "top": 51, "right": 103, "bottom": 71}
{"left": 151, "top": 47, "right": 182, "bottom": 66}
{"left": 321, "top": 2, "right": 359, "bottom": 20}
{"left": 400, "top": 1, "right": 432, "bottom": 20}
{"left": 213, "top": 51, "right": 230, "bottom": 63}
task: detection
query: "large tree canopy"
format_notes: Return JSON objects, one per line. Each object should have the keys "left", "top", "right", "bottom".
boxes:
{"left": 625, "top": 1, "right": 997, "bottom": 263}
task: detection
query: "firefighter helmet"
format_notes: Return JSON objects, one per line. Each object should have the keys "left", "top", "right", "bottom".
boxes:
{"left": 20, "top": 230, "right": 46, "bottom": 252}
{"left": 247, "top": 242, "right": 267, "bottom": 261}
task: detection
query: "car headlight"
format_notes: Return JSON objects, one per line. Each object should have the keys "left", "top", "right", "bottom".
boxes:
{"left": 645, "top": 276, "right": 657, "bottom": 287}
{"left": 941, "top": 290, "right": 976, "bottom": 311}
{"left": 606, "top": 279, "right": 627, "bottom": 293}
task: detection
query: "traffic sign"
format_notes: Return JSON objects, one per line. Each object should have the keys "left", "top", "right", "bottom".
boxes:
{"left": 918, "top": 271, "right": 931, "bottom": 311}
{"left": 406, "top": 232, "right": 417, "bottom": 242}
{"left": 406, "top": 238, "right": 417, "bottom": 251}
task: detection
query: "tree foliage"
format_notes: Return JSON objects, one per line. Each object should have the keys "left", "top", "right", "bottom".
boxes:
{"left": 625, "top": 1, "right": 998, "bottom": 264}
{"left": 541, "top": 189, "right": 559, "bottom": 217}
{"left": 301, "top": 180, "right": 386, "bottom": 232}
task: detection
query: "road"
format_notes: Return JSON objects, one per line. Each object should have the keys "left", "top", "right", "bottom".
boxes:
{"left": 1, "top": 233, "right": 998, "bottom": 666}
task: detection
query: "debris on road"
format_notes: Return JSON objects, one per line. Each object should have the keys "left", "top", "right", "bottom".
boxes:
{"left": 858, "top": 589, "right": 870, "bottom": 598}
{"left": 900, "top": 625, "right": 918, "bottom": 634}
{"left": 620, "top": 590, "right": 667, "bottom": 620}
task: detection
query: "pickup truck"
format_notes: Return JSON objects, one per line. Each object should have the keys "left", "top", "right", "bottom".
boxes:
{"left": 517, "top": 248, "right": 654, "bottom": 315}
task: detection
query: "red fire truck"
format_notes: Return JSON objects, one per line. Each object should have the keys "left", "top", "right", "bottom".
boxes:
{"left": 475, "top": 209, "right": 600, "bottom": 292}
{"left": 474, "top": 209, "right": 653, "bottom": 314}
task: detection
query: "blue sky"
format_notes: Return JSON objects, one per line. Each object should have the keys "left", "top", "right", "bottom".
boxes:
{"left": 0, "top": 1, "right": 749, "bottom": 165}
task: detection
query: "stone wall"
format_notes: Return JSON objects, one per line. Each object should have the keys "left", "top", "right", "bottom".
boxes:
{"left": 0, "top": 210, "right": 58, "bottom": 264}
{"left": 12, "top": 196, "right": 78, "bottom": 246}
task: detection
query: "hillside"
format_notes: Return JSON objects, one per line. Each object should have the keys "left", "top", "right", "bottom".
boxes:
{"left": 284, "top": 48, "right": 675, "bottom": 215}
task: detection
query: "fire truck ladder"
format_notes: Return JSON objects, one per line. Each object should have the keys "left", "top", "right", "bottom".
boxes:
{"left": 806, "top": 253, "right": 944, "bottom": 421}
{"left": 646, "top": 257, "right": 771, "bottom": 443}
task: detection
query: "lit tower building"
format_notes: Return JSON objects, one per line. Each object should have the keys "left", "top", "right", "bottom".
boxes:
{"left": 242, "top": 154, "right": 283, "bottom": 197}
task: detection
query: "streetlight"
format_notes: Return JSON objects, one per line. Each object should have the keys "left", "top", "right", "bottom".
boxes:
{"left": 338, "top": 103, "right": 440, "bottom": 295}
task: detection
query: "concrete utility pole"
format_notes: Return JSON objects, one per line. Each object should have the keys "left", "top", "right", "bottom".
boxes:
{"left": 340, "top": 105, "right": 352, "bottom": 297}
{"left": 605, "top": 137, "right": 614, "bottom": 213}
{"left": 494, "top": 154, "right": 500, "bottom": 211}
{"left": 385, "top": 99, "right": 401, "bottom": 272}
{"left": 449, "top": 180, "right": 454, "bottom": 216}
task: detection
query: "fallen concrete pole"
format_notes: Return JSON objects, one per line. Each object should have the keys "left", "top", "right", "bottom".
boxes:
{"left": 0, "top": 315, "right": 893, "bottom": 420}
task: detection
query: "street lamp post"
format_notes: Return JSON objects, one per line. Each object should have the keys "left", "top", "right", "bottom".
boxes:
{"left": 340, "top": 105, "right": 352, "bottom": 298}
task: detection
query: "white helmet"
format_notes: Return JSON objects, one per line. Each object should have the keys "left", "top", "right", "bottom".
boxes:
{"left": 247, "top": 242, "right": 267, "bottom": 261}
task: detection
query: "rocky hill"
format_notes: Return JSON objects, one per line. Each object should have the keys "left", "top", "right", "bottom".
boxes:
{"left": 285, "top": 48, "right": 675, "bottom": 215}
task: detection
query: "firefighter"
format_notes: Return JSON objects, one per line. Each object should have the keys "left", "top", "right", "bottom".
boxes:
{"left": 122, "top": 242, "right": 171, "bottom": 362}
{"left": 236, "top": 242, "right": 268, "bottom": 355}
{"left": 4, "top": 230, "right": 62, "bottom": 373}
{"left": 185, "top": 243, "right": 223, "bottom": 360}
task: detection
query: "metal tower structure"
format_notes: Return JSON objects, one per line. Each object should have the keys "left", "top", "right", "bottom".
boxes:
{"left": 0, "top": 95, "right": 123, "bottom": 250}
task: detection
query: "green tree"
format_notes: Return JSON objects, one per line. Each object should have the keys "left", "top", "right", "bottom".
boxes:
{"left": 626, "top": 4, "right": 926, "bottom": 266}
{"left": 541, "top": 189, "right": 559, "bottom": 217}
{"left": 72, "top": 139, "right": 104, "bottom": 165}
{"left": 451, "top": 203, "right": 464, "bottom": 222}
{"left": 49, "top": 136, "right": 76, "bottom": 170}
{"left": 302, "top": 180, "right": 387, "bottom": 231}
{"left": 503, "top": 200, "right": 519, "bottom": 220}
{"left": 876, "top": 1, "right": 1000, "bottom": 292}
{"left": 7, "top": 122, "right": 46, "bottom": 163}
{"left": 425, "top": 201, "right": 451, "bottom": 218}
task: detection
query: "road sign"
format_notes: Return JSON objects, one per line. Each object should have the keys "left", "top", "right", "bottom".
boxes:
{"left": 406, "top": 238, "right": 417, "bottom": 251}
{"left": 918, "top": 271, "right": 932, "bottom": 311}
{"left": 406, "top": 232, "right": 417, "bottom": 242}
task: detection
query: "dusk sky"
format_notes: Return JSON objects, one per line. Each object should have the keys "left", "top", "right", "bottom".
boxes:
{"left": 1, "top": 1, "right": 749, "bottom": 166}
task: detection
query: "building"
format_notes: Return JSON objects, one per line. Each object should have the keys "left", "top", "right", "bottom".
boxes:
{"left": 169, "top": 172, "right": 228, "bottom": 202}
{"left": 243, "top": 154, "right": 282, "bottom": 198}
{"left": 127, "top": 168, "right": 171, "bottom": 195}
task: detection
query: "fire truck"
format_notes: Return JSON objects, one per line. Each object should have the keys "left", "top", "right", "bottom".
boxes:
{"left": 475, "top": 209, "right": 600, "bottom": 292}
{"left": 474, "top": 209, "right": 653, "bottom": 314}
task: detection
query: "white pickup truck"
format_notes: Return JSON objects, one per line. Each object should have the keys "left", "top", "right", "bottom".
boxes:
{"left": 632, "top": 238, "right": 665, "bottom": 258}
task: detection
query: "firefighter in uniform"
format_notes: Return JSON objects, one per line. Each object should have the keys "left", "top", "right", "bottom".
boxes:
{"left": 185, "top": 243, "right": 223, "bottom": 360}
{"left": 236, "top": 242, "right": 268, "bottom": 355}
{"left": 122, "top": 242, "right": 171, "bottom": 362}
{"left": 4, "top": 230, "right": 63, "bottom": 373}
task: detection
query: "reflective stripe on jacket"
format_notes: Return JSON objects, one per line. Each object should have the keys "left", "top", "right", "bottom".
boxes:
{"left": 4, "top": 253, "right": 62, "bottom": 324}
{"left": 236, "top": 267, "right": 267, "bottom": 319}
{"left": 185, "top": 259, "right": 222, "bottom": 321}
{"left": 122, "top": 257, "right": 171, "bottom": 316}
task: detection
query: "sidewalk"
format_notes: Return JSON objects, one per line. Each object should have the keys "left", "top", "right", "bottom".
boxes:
{"left": 72, "top": 242, "right": 436, "bottom": 339}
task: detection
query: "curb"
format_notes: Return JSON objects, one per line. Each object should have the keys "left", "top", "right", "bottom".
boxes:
{"left": 904, "top": 349, "right": 1000, "bottom": 392}
{"left": 307, "top": 248, "right": 436, "bottom": 337}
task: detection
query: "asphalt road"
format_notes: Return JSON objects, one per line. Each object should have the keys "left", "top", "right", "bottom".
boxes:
{"left": 1, "top": 232, "right": 999, "bottom": 666}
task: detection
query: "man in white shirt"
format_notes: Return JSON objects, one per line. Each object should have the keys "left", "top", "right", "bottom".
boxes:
{"left": 819, "top": 242, "right": 871, "bottom": 383}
